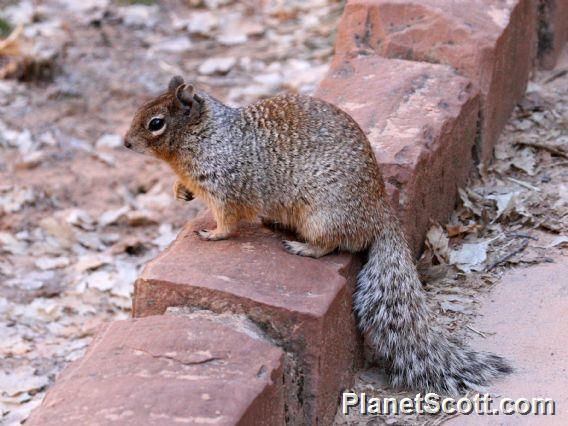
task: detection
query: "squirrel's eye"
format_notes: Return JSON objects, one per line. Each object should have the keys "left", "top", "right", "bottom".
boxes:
{"left": 148, "top": 117, "right": 165, "bottom": 132}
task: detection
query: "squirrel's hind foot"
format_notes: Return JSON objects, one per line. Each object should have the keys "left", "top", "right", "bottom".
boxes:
{"left": 282, "top": 240, "right": 334, "bottom": 258}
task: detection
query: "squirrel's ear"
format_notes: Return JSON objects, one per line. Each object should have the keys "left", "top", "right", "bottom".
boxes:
{"left": 174, "top": 84, "right": 202, "bottom": 122}
{"left": 168, "top": 75, "right": 185, "bottom": 92}
{"left": 175, "top": 83, "right": 196, "bottom": 108}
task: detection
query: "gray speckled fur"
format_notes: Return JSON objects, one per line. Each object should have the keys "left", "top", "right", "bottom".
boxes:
{"left": 125, "top": 77, "right": 512, "bottom": 395}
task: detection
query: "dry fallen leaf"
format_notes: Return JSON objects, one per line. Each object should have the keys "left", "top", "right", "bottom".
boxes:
{"left": 135, "top": 190, "right": 172, "bottom": 211}
{"left": 511, "top": 148, "right": 537, "bottom": 175}
{"left": 0, "top": 232, "right": 28, "bottom": 255}
{"left": 545, "top": 236, "right": 568, "bottom": 248}
{"left": 448, "top": 241, "right": 489, "bottom": 273}
{"left": 125, "top": 210, "right": 159, "bottom": 227}
{"left": 98, "top": 206, "right": 131, "bottom": 227}
{"left": 439, "top": 301, "right": 467, "bottom": 314}
{"left": 487, "top": 191, "right": 521, "bottom": 220}
{"left": 74, "top": 254, "right": 111, "bottom": 273}
{"left": 0, "top": 335, "right": 32, "bottom": 357}
{"left": 152, "top": 223, "right": 178, "bottom": 250}
{"left": 39, "top": 217, "right": 76, "bottom": 249}
{"left": 458, "top": 188, "right": 483, "bottom": 217}
{"left": 64, "top": 208, "right": 96, "bottom": 231}
{"left": 0, "top": 186, "right": 36, "bottom": 213}
{"left": 0, "top": 366, "right": 48, "bottom": 397}
{"left": 425, "top": 224, "right": 450, "bottom": 263}
{"left": 82, "top": 270, "right": 114, "bottom": 292}
{"left": 446, "top": 222, "right": 481, "bottom": 237}
{"left": 35, "top": 256, "right": 70, "bottom": 271}
{"left": 0, "top": 396, "right": 43, "bottom": 426}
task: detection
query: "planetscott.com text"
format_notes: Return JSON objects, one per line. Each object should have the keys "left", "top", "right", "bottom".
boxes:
{"left": 342, "top": 392, "right": 556, "bottom": 416}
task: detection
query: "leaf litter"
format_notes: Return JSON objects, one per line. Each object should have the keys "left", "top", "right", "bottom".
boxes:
{"left": 0, "top": 0, "right": 345, "bottom": 423}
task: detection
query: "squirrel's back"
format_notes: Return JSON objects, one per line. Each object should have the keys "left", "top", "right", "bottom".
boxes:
{"left": 235, "top": 94, "right": 388, "bottom": 251}
{"left": 240, "top": 94, "right": 380, "bottom": 177}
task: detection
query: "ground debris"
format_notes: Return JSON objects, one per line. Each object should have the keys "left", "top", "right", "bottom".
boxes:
{"left": 0, "top": 1, "right": 343, "bottom": 423}
{"left": 0, "top": 20, "right": 62, "bottom": 82}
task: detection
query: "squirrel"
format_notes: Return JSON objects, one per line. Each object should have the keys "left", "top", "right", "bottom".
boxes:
{"left": 124, "top": 76, "right": 512, "bottom": 395}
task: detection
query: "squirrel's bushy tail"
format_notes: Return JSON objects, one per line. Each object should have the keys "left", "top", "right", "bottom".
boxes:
{"left": 354, "top": 214, "right": 512, "bottom": 395}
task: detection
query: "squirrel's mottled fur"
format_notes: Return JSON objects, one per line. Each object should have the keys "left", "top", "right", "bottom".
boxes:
{"left": 125, "top": 76, "right": 512, "bottom": 394}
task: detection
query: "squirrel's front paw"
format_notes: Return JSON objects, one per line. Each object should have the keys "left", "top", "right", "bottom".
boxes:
{"left": 173, "top": 181, "right": 194, "bottom": 202}
{"left": 195, "top": 229, "right": 228, "bottom": 241}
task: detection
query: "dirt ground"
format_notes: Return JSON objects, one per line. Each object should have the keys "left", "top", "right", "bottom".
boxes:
{"left": 0, "top": 0, "right": 343, "bottom": 423}
{"left": 0, "top": 1, "right": 567, "bottom": 425}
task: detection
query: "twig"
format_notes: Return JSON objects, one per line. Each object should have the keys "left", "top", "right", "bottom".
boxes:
{"left": 0, "top": 24, "right": 23, "bottom": 53}
{"left": 507, "top": 232, "right": 538, "bottom": 241}
{"left": 466, "top": 325, "right": 487, "bottom": 338}
{"left": 507, "top": 177, "right": 541, "bottom": 192}
{"left": 551, "top": 160, "right": 568, "bottom": 167}
{"left": 514, "top": 140, "right": 568, "bottom": 159}
{"left": 538, "top": 221, "right": 561, "bottom": 233}
{"left": 485, "top": 240, "right": 529, "bottom": 272}
{"left": 543, "top": 69, "right": 568, "bottom": 84}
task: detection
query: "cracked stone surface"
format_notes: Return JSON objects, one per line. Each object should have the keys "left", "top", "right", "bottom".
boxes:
{"left": 316, "top": 55, "right": 479, "bottom": 254}
{"left": 26, "top": 315, "right": 285, "bottom": 426}
{"left": 334, "top": 0, "right": 537, "bottom": 166}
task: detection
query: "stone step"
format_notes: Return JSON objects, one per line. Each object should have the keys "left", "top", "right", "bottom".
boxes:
{"left": 132, "top": 54, "right": 482, "bottom": 425}
{"left": 26, "top": 313, "right": 285, "bottom": 426}
{"left": 316, "top": 55, "right": 479, "bottom": 254}
{"left": 333, "top": 0, "right": 537, "bottom": 167}
{"left": 133, "top": 212, "right": 364, "bottom": 425}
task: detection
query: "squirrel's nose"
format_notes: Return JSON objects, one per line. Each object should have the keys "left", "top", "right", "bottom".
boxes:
{"left": 124, "top": 138, "right": 132, "bottom": 149}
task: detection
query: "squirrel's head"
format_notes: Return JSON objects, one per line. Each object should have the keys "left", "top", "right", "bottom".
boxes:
{"left": 124, "top": 76, "right": 203, "bottom": 158}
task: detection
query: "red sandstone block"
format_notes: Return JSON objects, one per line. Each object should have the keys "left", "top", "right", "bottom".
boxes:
{"left": 133, "top": 213, "right": 363, "bottom": 425}
{"left": 538, "top": 0, "right": 568, "bottom": 69}
{"left": 334, "top": 0, "right": 537, "bottom": 166}
{"left": 315, "top": 55, "right": 479, "bottom": 254}
{"left": 26, "top": 314, "right": 285, "bottom": 426}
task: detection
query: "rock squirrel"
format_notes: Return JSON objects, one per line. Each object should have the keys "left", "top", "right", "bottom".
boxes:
{"left": 124, "top": 76, "right": 512, "bottom": 394}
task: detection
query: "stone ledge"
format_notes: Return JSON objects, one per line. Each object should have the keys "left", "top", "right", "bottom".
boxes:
{"left": 26, "top": 314, "right": 285, "bottom": 426}
{"left": 133, "top": 212, "right": 364, "bottom": 425}
{"left": 334, "top": 0, "right": 537, "bottom": 166}
{"left": 315, "top": 55, "right": 480, "bottom": 254}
